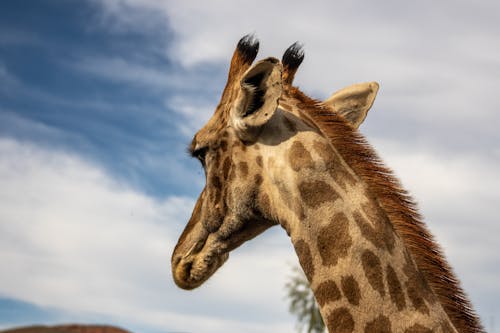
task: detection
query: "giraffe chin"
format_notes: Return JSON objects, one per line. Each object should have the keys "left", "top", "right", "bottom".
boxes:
{"left": 173, "top": 251, "right": 229, "bottom": 290}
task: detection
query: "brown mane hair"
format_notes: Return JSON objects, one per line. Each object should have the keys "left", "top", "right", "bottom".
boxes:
{"left": 286, "top": 87, "right": 484, "bottom": 333}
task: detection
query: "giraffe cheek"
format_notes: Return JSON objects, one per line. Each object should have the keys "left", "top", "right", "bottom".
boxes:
{"left": 203, "top": 177, "right": 226, "bottom": 232}
{"left": 203, "top": 205, "right": 224, "bottom": 232}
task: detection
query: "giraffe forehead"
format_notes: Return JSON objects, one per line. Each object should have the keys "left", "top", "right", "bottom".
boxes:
{"left": 192, "top": 131, "right": 231, "bottom": 157}
{"left": 191, "top": 102, "right": 232, "bottom": 149}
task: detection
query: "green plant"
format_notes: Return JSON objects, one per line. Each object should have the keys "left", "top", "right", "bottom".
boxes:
{"left": 285, "top": 266, "right": 325, "bottom": 333}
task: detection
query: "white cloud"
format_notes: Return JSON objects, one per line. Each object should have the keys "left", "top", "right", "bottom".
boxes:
{"left": 0, "top": 138, "right": 297, "bottom": 332}
{"left": 166, "top": 95, "right": 215, "bottom": 136}
{"left": 74, "top": 56, "right": 171, "bottom": 91}
{"left": 373, "top": 138, "right": 500, "bottom": 316}
{"left": 0, "top": 29, "right": 41, "bottom": 47}
{"left": 0, "top": 64, "right": 21, "bottom": 93}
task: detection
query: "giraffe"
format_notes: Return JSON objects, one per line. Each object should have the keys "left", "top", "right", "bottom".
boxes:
{"left": 171, "top": 35, "right": 483, "bottom": 333}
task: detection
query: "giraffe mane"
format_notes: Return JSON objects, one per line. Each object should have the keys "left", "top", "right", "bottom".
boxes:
{"left": 286, "top": 87, "right": 484, "bottom": 333}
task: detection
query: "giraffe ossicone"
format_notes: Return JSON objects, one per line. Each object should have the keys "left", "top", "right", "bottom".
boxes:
{"left": 171, "top": 35, "right": 483, "bottom": 333}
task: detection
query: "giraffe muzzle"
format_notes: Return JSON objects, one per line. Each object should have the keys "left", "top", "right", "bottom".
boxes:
{"left": 172, "top": 247, "right": 229, "bottom": 290}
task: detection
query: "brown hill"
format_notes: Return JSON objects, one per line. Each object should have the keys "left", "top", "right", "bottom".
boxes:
{"left": 0, "top": 324, "right": 131, "bottom": 333}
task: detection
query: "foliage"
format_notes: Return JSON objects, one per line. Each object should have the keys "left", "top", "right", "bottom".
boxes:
{"left": 285, "top": 266, "right": 325, "bottom": 333}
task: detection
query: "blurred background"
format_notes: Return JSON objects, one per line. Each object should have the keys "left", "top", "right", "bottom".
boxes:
{"left": 0, "top": 1, "right": 499, "bottom": 332}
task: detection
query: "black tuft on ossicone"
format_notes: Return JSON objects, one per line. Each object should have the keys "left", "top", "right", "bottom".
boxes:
{"left": 282, "top": 42, "right": 304, "bottom": 70}
{"left": 237, "top": 34, "right": 260, "bottom": 63}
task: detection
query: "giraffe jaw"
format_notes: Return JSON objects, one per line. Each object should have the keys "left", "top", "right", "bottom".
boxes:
{"left": 173, "top": 249, "right": 229, "bottom": 290}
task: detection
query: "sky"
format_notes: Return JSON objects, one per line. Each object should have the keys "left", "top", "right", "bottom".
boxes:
{"left": 0, "top": 1, "right": 499, "bottom": 332}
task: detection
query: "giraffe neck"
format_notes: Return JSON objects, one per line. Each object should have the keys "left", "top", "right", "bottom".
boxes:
{"left": 287, "top": 176, "right": 457, "bottom": 332}
{"left": 259, "top": 117, "right": 457, "bottom": 331}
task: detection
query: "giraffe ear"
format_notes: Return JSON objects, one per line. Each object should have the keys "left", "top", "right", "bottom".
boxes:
{"left": 323, "top": 81, "right": 379, "bottom": 129}
{"left": 231, "top": 57, "right": 283, "bottom": 141}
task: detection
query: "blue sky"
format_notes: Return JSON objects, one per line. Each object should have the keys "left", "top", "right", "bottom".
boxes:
{"left": 0, "top": 0, "right": 216, "bottom": 198}
{"left": 1, "top": 1, "right": 499, "bottom": 332}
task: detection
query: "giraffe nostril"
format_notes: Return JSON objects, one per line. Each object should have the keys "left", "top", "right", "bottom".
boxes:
{"left": 184, "top": 261, "right": 193, "bottom": 276}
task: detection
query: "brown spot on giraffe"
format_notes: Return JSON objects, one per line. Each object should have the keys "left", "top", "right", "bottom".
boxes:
{"left": 353, "top": 211, "right": 384, "bottom": 250}
{"left": 227, "top": 162, "right": 236, "bottom": 183}
{"left": 364, "top": 315, "right": 392, "bottom": 333}
{"left": 238, "top": 161, "right": 248, "bottom": 178}
{"left": 312, "top": 140, "right": 357, "bottom": 189}
{"left": 386, "top": 264, "right": 406, "bottom": 311}
{"left": 362, "top": 203, "right": 395, "bottom": 252}
{"left": 317, "top": 213, "right": 352, "bottom": 266}
{"left": 293, "top": 197, "right": 306, "bottom": 220}
{"left": 222, "top": 157, "right": 231, "bottom": 180}
{"left": 289, "top": 141, "right": 314, "bottom": 171}
{"left": 406, "top": 277, "right": 430, "bottom": 315}
{"left": 361, "top": 249, "right": 385, "bottom": 297}
{"left": 403, "top": 250, "right": 434, "bottom": 314}
{"left": 219, "top": 140, "right": 228, "bottom": 152}
{"left": 211, "top": 150, "right": 221, "bottom": 170}
{"left": 232, "top": 140, "right": 247, "bottom": 152}
{"left": 315, "top": 280, "right": 341, "bottom": 307}
{"left": 327, "top": 307, "right": 355, "bottom": 333}
{"left": 293, "top": 239, "right": 315, "bottom": 280}
{"left": 403, "top": 251, "right": 436, "bottom": 305}
{"left": 340, "top": 275, "right": 361, "bottom": 306}
{"left": 404, "top": 323, "right": 432, "bottom": 333}
{"left": 298, "top": 180, "right": 340, "bottom": 208}
{"left": 255, "top": 155, "right": 263, "bottom": 168}
{"left": 209, "top": 175, "right": 222, "bottom": 203}
{"left": 331, "top": 165, "right": 357, "bottom": 190}
{"left": 254, "top": 174, "right": 263, "bottom": 186}
{"left": 223, "top": 185, "right": 232, "bottom": 210}
{"left": 312, "top": 140, "right": 335, "bottom": 161}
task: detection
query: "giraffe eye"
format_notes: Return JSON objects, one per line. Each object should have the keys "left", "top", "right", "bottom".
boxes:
{"left": 192, "top": 147, "right": 208, "bottom": 167}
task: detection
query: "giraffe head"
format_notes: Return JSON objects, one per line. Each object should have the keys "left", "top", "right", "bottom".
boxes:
{"left": 171, "top": 35, "right": 379, "bottom": 289}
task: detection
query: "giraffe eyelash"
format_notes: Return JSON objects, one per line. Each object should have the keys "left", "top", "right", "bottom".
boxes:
{"left": 191, "top": 147, "right": 208, "bottom": 166}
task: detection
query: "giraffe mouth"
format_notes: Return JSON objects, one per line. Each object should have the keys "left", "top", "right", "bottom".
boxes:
{"left": 173, "top": 246, "right": 230, "bottom": 290}
{"left": 172, "top": 213, "right": 275, "bottom": 290}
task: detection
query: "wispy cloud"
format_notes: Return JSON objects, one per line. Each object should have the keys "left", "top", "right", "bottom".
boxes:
{"left": 0, "top": 29, "right": 41, "bottom": 47}
{"left": 166, "top": 95, "right": 215, "bottom": 136}
{"left": 74, "top": 56, "right": 170, "bottom": 91}
{"left": 0, "top": 64, "right": 21, "bottom": 93}
{"left": 72, "top": 54, "right": 225, "bottom": 98}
